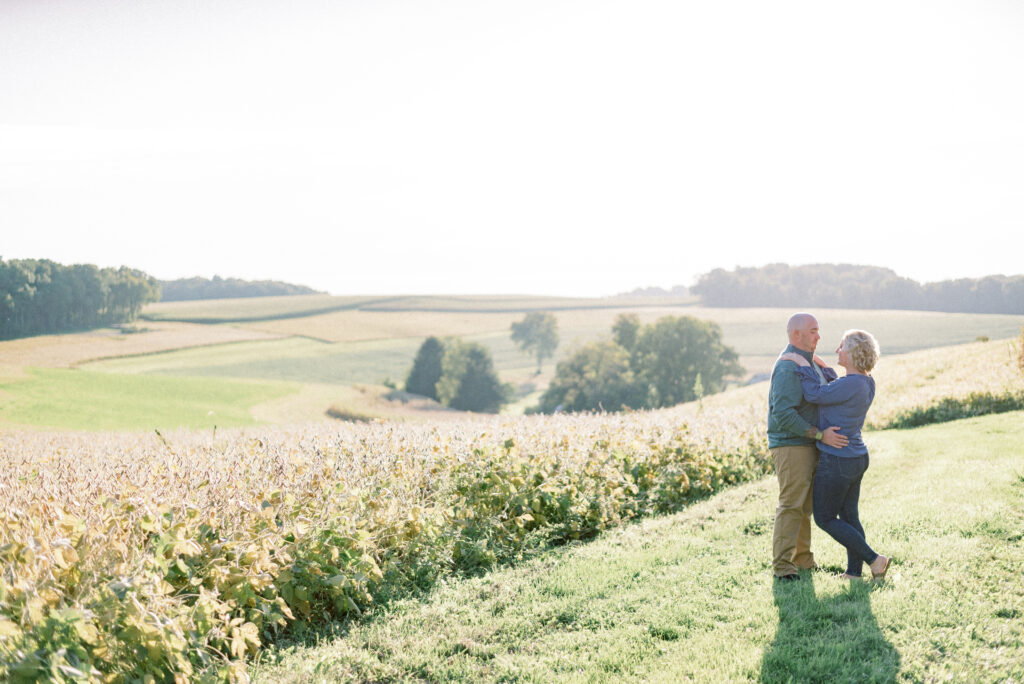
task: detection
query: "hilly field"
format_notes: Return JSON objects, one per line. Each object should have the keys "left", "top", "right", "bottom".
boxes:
{"left": 0, "top": 295, "right": 1021, "bottom": 430}
{"left": 2, "top": 320, "right": 1023, "bottom": 681}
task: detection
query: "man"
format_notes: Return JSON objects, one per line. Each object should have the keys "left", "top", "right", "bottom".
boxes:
{"left": 768, "top": 313, "right": 848, "bottom": 581}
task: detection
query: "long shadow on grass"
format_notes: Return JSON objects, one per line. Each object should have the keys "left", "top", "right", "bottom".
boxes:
{"left": 761, "top": 576, "right": 900, "bottom": 684}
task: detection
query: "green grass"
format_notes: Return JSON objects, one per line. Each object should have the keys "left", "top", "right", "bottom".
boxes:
{"left": 250, "top": 412, "right": 1024, "bottom": 683}
{"left": 0, "top": 367, "right": 297, "bottom": 430}
{"left": 81, "top": 337, "right": 426, "bottom": 386}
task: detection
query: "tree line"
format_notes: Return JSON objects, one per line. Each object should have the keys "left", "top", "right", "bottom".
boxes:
{"left": 690, "top": 264, "right": 1024, "bottom": 314}
{"left": 0, "top": 258, "right": 160, "bottom": 340}
{"left": 159, "top": 276, "right": 322, "bottom": 301}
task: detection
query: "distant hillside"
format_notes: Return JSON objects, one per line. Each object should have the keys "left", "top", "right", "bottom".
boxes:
{"left": 671, "top": 264, "right": 1024, "bottom": 314}
{"left": 617, "top": 285, "right": 690, "bottom": 297}
{"left": 158, "top": 276, "right": 324, "bottom": 302}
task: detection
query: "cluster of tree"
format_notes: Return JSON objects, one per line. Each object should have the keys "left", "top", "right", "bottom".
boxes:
{"left": 536, "top": 314, "right": 742, "bottom": 413}
{"left": 158, "top": 276, "right": 322, "bottom": 302}
{"left": 690, "top": 264, "right": 1024, "bottom": 314}
{"left": 1, "top": 258, "right": 160, "bottom": 340}
{"left": 406, "top": 336, "right": 512, "bottom": 413}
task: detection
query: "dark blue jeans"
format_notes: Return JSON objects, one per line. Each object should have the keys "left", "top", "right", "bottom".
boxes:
{"left": 813, "top": 452, "right": 879, "bottom": 576}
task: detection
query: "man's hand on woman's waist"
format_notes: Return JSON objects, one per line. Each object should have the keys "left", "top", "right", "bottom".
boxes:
{"left": 805, "top": 425, "right": 849, "bottom": 448}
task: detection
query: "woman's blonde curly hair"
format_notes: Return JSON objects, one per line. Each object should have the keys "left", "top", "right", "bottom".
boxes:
{"left": 841, "top": 329, "right": 880, "bottom": 373}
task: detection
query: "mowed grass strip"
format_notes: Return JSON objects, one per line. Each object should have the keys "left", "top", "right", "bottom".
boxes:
{"left": 251, "top": 412, "right": 1024, "bottom": 683}
{"left": 0, "top": 367, "right": 297, "bottom": 430}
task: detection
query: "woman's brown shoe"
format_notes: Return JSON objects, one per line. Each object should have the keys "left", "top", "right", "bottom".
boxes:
{"left": 870, "top": 555, "right": 891, "bottom": 580}
{"left": 839, "top": 573, "right": 863, "bottom": 581}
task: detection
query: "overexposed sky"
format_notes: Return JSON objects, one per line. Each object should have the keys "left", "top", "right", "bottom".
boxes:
{"left": 2, "top": 0, "right": 1023, "bottom": 296}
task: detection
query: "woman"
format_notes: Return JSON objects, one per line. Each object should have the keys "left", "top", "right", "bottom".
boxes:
{"left": 780, "top": 329, "right": 891, "bottom": 581}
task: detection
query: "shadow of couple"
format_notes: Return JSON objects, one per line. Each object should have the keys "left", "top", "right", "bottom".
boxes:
{"left": 760, "top": 573, "right": 900, "bottom": 683}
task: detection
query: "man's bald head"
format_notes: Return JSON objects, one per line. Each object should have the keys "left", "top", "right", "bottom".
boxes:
{"left": 787, "top": 313, "right": 820, "bottom": 352}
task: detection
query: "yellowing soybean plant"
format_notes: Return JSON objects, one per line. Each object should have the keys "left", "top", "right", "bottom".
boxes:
{"left": 3, "top": 334, "right": 1021, "bottom": 682}
{"left": 1, "top": 405, "right": 766, "bottom": 683}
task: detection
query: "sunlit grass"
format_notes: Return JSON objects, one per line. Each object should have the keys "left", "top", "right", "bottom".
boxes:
{"left": 249, "top": 412, "right": 1024, "bottom": 683}
{"left": 668, "top": 337, "right": 1024, "bottom": 431}
{"left": 0, "top": 367, "right": 295, "bottom": 430}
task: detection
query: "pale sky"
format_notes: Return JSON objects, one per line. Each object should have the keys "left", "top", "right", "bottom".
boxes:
{"left": 2, "top": 0, "right": 1023, "bottom": 296}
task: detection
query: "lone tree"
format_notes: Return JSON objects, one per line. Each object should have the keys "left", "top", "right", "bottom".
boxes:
{"left": 510, "top": 311, "right": 559, "bottom": 374}
{"left": 436, "top": 340, "right": 511, "bottom": 413}
{"left": 405, "top": 336, "right": 445, "bottom": 400}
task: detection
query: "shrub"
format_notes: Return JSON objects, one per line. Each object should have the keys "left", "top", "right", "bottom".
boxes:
{"left": 1018, "top": 325, "right": 1024, "bottom": 377}
{"left": 880, "top": 390, "right": 1024, "bottom": 429}
{"left": 325, "top": 406, "right": 374, "bottom": 422}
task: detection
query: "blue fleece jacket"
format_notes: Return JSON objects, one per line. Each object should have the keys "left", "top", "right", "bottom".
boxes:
{"left": 795, "top": 366, "right": 876, "bottom": 457}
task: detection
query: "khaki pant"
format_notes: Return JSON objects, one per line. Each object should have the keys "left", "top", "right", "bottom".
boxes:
{"left": 771, "top": 445, "right": 818, "bottom": 576}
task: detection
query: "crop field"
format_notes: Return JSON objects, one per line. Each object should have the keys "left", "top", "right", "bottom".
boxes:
{"left": 103, "top": 305, "right": 1024, "bottom": 380}
{"left": 0, "top": 322, "right": 282, "bottom": 370}
{"left": 150, "top": 300, "right": 1024, "bottom": 375}
{"left": 75, "top": 306, "right": 1022, "bottom": 428}
{"left": 238, "top": 309, "right": 525, "bottom": 344}
{"left": 82, "top": 337, "right": 425, "bottom": 387}
{"left": 143, "top": 301, "right": 1024, "bottom": 381}
{"left": 1, "top": 393, "right": 767, "bottom": 682}
{"left": 2, "top": 331, "right": 1023, "bottom": 681}
{"left": 0, "top": 295, "right": 1016, "bottom": 430}
{"left": 139, "top": 295, "right": 373, "bottom": 323}
{"left": 140, "top": 294, "right": 698, "bottom": 323}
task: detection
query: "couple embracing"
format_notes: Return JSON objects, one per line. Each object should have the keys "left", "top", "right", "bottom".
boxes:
{"left": 768, "top": 312, "right": 891, "bottom": 582}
